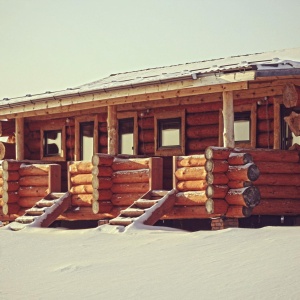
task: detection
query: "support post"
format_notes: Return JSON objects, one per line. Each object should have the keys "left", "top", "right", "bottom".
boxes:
{"left": 107, "top": 105, "right": 118, "bottom": 155}
{"left": 222, "top": 91, "right": 235, "bottom": 148}
{"left": 273, "top": 96, "right": 281, "bottom": 149}
{"left": 15, "top": 117, "right": 24, "bottom": 160}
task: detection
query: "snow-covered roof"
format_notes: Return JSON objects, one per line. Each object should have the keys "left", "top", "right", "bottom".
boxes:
{"left": 1, "top": 47, "right": 300, "bottom": 107}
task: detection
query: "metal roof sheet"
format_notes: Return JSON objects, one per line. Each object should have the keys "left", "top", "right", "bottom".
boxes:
{"left": 1, "top": 47, "right": 300, "bottom": 107}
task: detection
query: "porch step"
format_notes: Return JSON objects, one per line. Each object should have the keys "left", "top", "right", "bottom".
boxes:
{"left": 36, "top": 200, "right": 55, "bottom": 208}
{"left": 109, "top": 217, "right": 133, "bottom": 226}
{"left": 15, "top": 216, "right": 36, "bottom": 224}
{"left": 134, "top": 199, "right": 158, "bottom": 209}
{"left": 120, "top": 208, "right": 145, "bottom": 217}
{"left": 25, "top": 207, "right": 45, "bottom": 216}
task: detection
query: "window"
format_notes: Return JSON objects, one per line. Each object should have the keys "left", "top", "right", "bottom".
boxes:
{"left": 281, "top": 107, "right": 300, "bottom": 149}
{"left": 41, "top": 125, "right": 66, "bottom": 161}
{"left": 119, "top": 118, "right": 134, "bottom": 154}
{"left": 155, "top": 111, "right": 185, "bottom": 156}
{"left": 234, "top": 112, "right": 251, "bottom": 143}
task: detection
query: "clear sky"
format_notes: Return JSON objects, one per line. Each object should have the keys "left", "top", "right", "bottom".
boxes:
{"left": 1, "top": 0, "right": 300, "bottom": 100}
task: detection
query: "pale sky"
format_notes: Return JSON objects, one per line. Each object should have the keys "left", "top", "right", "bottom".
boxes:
{"left": 1, "top": 0, "right": 300, "bottom": 100}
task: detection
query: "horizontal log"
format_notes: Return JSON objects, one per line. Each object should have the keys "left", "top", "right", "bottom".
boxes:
{"left": 111, "top": 182, "right": 149, "bottom": 194}
{"left": 59, "top": 207, "right": 117, "bottom": 221}
{"left": 66, "top": 137, "right": 75, "bottom": 149}
{"left": 18, "top": 197, "right": 42, "bottom": 208}
{"left": 2, "top": 203, "right": 20, "bottom": 215}
{"left": 226, "top": 163, "right": 260, "bottom": 181}
{"left": 139, "top": 130, "right": 154, "bottom": 143}
{"left": 2, "top": 170, "right": 20, "bottom": 181}
{"left": 205, "top": 160, "right": 229, "bottom": 173}
{"left": 138, "top": 117, "right": 154, "bottom": 129}
{"left": 257, "top": 120, "right": 274, "bottom": 132}
{"left": 92, "top": 166, "right": 113, "bottom": 177}
{"left": 176, "top": 180, "right": 208, "bottom": 192}
{"left": 97, "top": 201, "right": 113, "bottom": 213}
{"left": 66, "top": 126, "right": 75, "bottom": 136}
{"left": 255, "top": 161, "right": 300, "bottom": 174}
{"left": 2, "top": 160, "right": 22, "bottom": 171}
{"left": 112, "top": 169, "right": 149, "bottom": 183}
{"left": 92, "top": 176, "right": 113, "bottom": 190}
{"left": 98, "top": 113, "right": 108, "bottom": 123}
{"left": 27, "top": 118, "right": 73, "bottom": 131}
{"left": 0, "top": 120, "right": 14, "bottom": 136}
{"left": 2, "top": 191, "right": 19, "bottom": 203}
{"left": 19, "top": 175, "right": 48, "bottom": 187}
{"left": 253, "top": 198, "right": 300, "bottom": 215}
{"left": 206, "top": 185, "right": 229, "bottom": 199}
{"left": 99, "top": 134, "right": 108, "bottom": 147}
{"left": 69, "top": 184, "right": 94, "bottom": 194}
{"left": 258, "top": 185, "right": 300, "bottom": 199}
{"left": 185, "top": 101, "right": 222, "bottom": 113}
{"left": 186, "top": 125, "right": 219, "bottom": 139}
{"left": 92, "top": 153, "right": 114, "bottom": 167}
{"left": 226, "top": 206, "right": 252, "bottom": 218}
{"left": 186, "top": 138, "right": 219, "bottom": 152}
{"left": 0, "top": 142, "right": 16, "bottom": 160}
{"left": 175, "top": 191, "right": 208, "bottom": 206}
{"left": 71, "top": 194, "right": 93, "bottom": 207}
{"left": 69, "top": 161, "right": 93, "bottom": 174}
{"left": 227, "top": 152, "right": 253, "bottom": 165}
{"left": 99, "top": 123, "right": 107, "bottom": 133}
{"left": 206, "top": 173, "right": 229, "bottom": 185}
{"left": 138, "top": 143, "right": 154, "bottom": 155}
{"left": 112, "top": 158, "right": 150, "bottom": 171}
{"left": 18, "top": 186, "right": 48, "bottom": 197}
{"left": 110, "top": 193, "right": 143, "bottom": 206}
{"left": 176, "top": 155, "right": 206, "bottom": 167}
{"left": 26, "top": 138, "right": 40, "bottom": 153}
{"left": 2, "top": 181, "right": 19, "bottom": 192}
{"left": 225, "top": 186, "right": 261, "bottom": 208}
{"left": 19, "top": 164, "right": 49, "bottom": 176}
{"left": 186, "top": 111, "right": 219, "bottom": 126}
{"left": 175, "top": 166, "right": 207, "bottom": 181}
{"left": 257, "top": 133, "right": 274, "bottom": 148}
{"left": 254, "top": 173, "right": 300, "bottom": 186}
{"left": 205, "top": 147, "right": 232, "bottom": 160}
{"left": 227, "top": 180, "right": 252, "bottom": 189}
{"left": 257, "top": 104, "right": 274, "bottom": 120}
{"left": 70, "top": 174, "right": 93, "bottom": 185}
{"left": 163, "top": 200, "right": 228, "bottom": 219}
{"left": 67, "top": 150, "right": 75, "bottom": 161}
{"left": 92, "top": 189, "right": 113, "bottom": 201}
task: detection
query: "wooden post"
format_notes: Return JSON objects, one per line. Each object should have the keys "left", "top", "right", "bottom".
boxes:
{"left": 107, "top": 106, "right": 118, "bottom": 155}
{"left": 222, "top": 91, "right": 235, "bottom": 148}
{"left": 15, "top": 118, "right": 24, "bottom": 160}
{"left": 273, "top": 96, "right": 281, "bottom": 149}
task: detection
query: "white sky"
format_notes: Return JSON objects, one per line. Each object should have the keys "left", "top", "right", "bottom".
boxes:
{"left": 1, "top": 0, "right": 300, "bottom": 100}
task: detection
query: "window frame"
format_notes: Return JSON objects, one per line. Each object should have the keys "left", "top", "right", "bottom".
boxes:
{"left": 40, "top": 124, "right": 66, "bottom": 161}
{"left": 154, "top": 110, "right": 185, "bottom": 156}
{"left": 75, "top": 115, "right": 98, "bottom": 161}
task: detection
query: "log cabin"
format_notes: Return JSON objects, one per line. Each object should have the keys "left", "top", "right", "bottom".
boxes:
{"left": 1, "top": 47, "right": 300, "bottom": 231}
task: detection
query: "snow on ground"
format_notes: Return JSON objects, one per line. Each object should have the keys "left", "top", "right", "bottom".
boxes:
{"left": 0, "top": 224, "right": 300, "bottom": 300}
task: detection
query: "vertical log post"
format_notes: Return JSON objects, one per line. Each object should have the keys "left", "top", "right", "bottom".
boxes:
{"left": 107, "top": 105, "right": 118, "bottom": 155}
{"left": 273, "top": 96, "right": 281, "bottom": 149}
{"left": 15, "top": 117, "right": 24, "bottom": 160}
{"left": 222, "top": 91, "right": 235, "bottom": 148}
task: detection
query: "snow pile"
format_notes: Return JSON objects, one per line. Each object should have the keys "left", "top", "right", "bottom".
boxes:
{"left": 0, "top": 225, "right": 300, "bottom": 299}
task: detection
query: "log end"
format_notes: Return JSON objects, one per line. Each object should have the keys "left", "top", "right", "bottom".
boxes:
{"left": 244, "top": 186, "right": 261, "bottom": 208}
{"left": 205, "top": 199, "right": 214, "bottom": 214}
{"left": 92, "top": 201, "right": 99, "bottom": 214}
{"left": 247, "top": 164, "right": 260, "bottom": 181}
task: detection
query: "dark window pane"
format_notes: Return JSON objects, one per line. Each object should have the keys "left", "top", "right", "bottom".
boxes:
{"left": 44, "top": 130, "right": 62, "bottom": 156}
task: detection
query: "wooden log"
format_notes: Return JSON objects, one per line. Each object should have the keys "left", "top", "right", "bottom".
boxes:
{"left": 226, "top": 163, "right": 260, "bottom": 181}
{"left": 206, "top": 173, "right": 229, "bottom": 185}
{"left": 69, "top": 161, "right": 93, "bottom": 174}
{"left": 91, "top": 176, "right": 112, "bottom": 190}
{"left": 112, "top": 158, "right": 150, "bottom": 171}
{"left": 205, "top": 146, "right": 232, "bottom": 160}
{"left": 282, "top": 83, "right": 300, "bottom": 108}
{"left": 138, "top": 143, "right": 154, "bottom": 155}
{"left": 185, "top": 101, "right": 222, "bottom": 113}
{"left": 70, "top": 174, "right": 93, "bottom": 185}
{"left": 233, "top": 148, "right": 300, "bottom": 163}
{"left": 67, "top": 149, "right": 75, "bottom": 161}
{"left": 227, "top": 181, "right": 253, "bottom": 189}
{"left": 186, "top": 138, "right": 219, "bottom": 152}
{"left": 206, "top": 185, "right": 229, "bottom": 199}
{"left": 59, "top": 207, "right": 117, "bottom": 221}
{"left": 257, "top": 104, "right": 274, "bottom": 119}
{"left": 253, "top": 199, "right": 300, "bottom": 215}
{"left": 111, "top": 182, "right": 149, "bottom": 194}
{"left": 257, "top": 133, "right": 274, "bottom": 148}
{"left": 107, "top": 105, "right": 117, "bottom": 155}
{"left": 176, "top": 180, "right": 208, "bottom": 191}
{"left": 163, "top": 200, "right": 228, "bottom": 219}
{"left": 254, "top": 173, "right": 300, "bottom": 186}
{"left": 92, "top": 153, "right": 114, "bottom": 167}
{"left": 26, "top": 130, "right": 41, "bottom": 140}
{"left": 139, "top": 130, "right": 154, "bottom": 143}
{"left": 71, "top": 194, "right": 93, "bottom": 207}
{"left": 284, "top": 111, "right": 300, "bottom": 136}
{"left": 99, "top": 123, "right": 107, "bottom": 133}
{"left": 66, "top": 126, "right": 75, "bottom": 136}
{"left": 175, "top": 166, "right": 207, "bottom": 181}
{"left": 0, "top": 120, "right": 15, "bottom": 136}
{"left": 255, "top": 161, "right": 300, "bottom": 174}
{"left": 186, "top": 125, "right": 219, "bottom": 139}
{"left": 69, "top": 184, "right": 94, "bottom": 194}
{"left": 227, "top": 152, "right": 253, "bottom": 165}
{"left": 2, "top": 191, "right": 19, "bottom": 203}
{"left": 18, "top": 197, "right": 42, "bottom": 208}
{"left": 225, "top": 186, "right": 261, "bottom": 207}
{"left": 16, "top": 117, "right": 24, "bottom": 160}
{"left": 26, "top": 138, "right": 40, "bottom": 153}
{"left": 257, "top": 120, "right": 274, "bottom": 132}
{"left": 2, "top": 160, "right": 22, "bottom": 171}
{"left": 99, "top": 134, "right": 108, "bottom": 147}
{"left": 2, "top": 203, "right": 20, "bottom": 215}
{"left": 92, "top": 189, "right": 113, "bottom": 201}
{"left": 66, "top": 137, "right": 75, "bottom": 149}
{"left": 112, "top": 169, "right": 149, "bottom": 183}
{"left": 175, "top": 191, "right": 208, "bottom": 205}
{"left": 19, "top": 164, "right": 49, "bottom": 176}
{"left": 186, "top": 111, "right": 219, "bottom": 126}
{"left": 18, "top": 186, "right": 48, "bottom": 197}
{"left": 97, "top": 201, "right": 113, "bottom": 213}
{"left": 2, "top": 170, "right": 20, "bottom": 181}
{"left": 110, "top": 193, "right": 143, "bottom": 206}
{"left": 226, "top": 206, "right": 252, "bottom": 218}
{"left": 138, "top": 117, "right": 154, "bottom": 129}
{"left": 258, "top": 185, "right": 300, "bottom": 199}
{"left": 205, "top": 160, "right": 229, "bottom": 173}
{"left": 223, "top": 91, "right": 234, "bottom": 148}
{"left": 92, "top": 166, "right": 113, "bottom": 177}
{"left": 176, "top": 155, "right": 206, "bottom": 167}
{"left": 19, "top": 175, "right": 48, "bottom": 186}
{"left": 0, "top": 142, "right": 16, "bottom": 159}
{"left": 98, "top": 113, "right": 108, "bottom": 123}
{"left": 2, "top": 181, "right": 19, "bottom": 192}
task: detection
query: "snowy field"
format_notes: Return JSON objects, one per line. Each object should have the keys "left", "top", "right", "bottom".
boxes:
{"left": 1, "top": 224, "right": 300, "bottom": 300}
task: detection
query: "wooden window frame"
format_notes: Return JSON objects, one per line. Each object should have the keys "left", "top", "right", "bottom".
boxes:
{"left": 154, "top": 110, "right": 185, "bottom": 156}
{"left": 117, "top": 112, "right": 138, "bottom": 155}
{"left": 74, "top": 115, "right": 98, "bottom": 161}
{"left": 40, "top": 124, "right": 66, "bottom": 161}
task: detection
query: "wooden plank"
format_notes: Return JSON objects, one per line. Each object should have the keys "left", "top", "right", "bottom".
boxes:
{"left": 149, "top": 157, "right": 163, "bottom": 190}
{"left": 251, "top": 102, "right": 257, "bottom": 148}
{"left": 107, "top": 106, "right": 118, "bottom": 155}
{"left": 15, "top": 118, "right": 24, "bottom": 160}
{"left": 222, "top": 91, "right": 234, "bottom": 147}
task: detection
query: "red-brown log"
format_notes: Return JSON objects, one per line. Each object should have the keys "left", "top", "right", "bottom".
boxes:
{"left": 92, "top": 153, "right": 114, "bottom": 167}
{"left": 18, "top": 197, "right": 42, "bottom": 208}
{"left": 98, "top": 113, "right": 108, "bottom": 123}
{"left": 99, "top": 134, "right": 108, "bottom": 147}
{"left": 19, "top": 164, "right": 49, "bottom": 176}
{"left": 257, "top": 104, "right": 274, "bottom": 120}
{"left": 257, "top": 120, "right": 274, "bottom": 132}
{"left": 176, "top": 155, "right": 206, "bottom": 167}
{"left": 175, "top": 191, "right": 208, "bottom": 206}
{"left": 186, "top": 111, "right": 219, "bottom": 126}
{"left": 225, "top": 186, "right": 261, "bottom": 207}
{"left": 66, "top": 137, "right": 75, "bottom": 149}
{"left": 69, "top": 161, "right": 93, "bottom": 174}
{"left": 0, "top": 142, "right": 16, "bottom": 160}
{"left": 226, "top": 163, "right": 260, "bottom": 181}
{"left": 206, "top": 173, "right": 229, "bottom": 185}
{"left": 26, "top": 138, "right": 40, "bottom": 153}
{"left": 254, "top": 173, "right": 300, "bottom": 186}
{"left": 205, "top": 160, "right": 229, "bottom": 173}
{"left": 0, "top": 120, "right": 15, "bottom": 136}
{"left": 205, "top": 147, "right": 232, "bottom": 160}
{"left": 175, "top": 166, "right": 207, "bottom": 181}
{"left": 2, "top": 203, "right": 20, "bottom": 215}
{"left": 176, "top": 180, "right": 208, "bottom": 191}
{"left": 92, "top": 166, "right": 113, "bottom": 177}
{"left": 112, "top": 158, "right": 150, "bottom": 171}
{"left": 227, "top": 152, "right": 253, "bottom": 165}
{"left": 185, "top": 101, "right": 222, "bottom": 113}
{"left": 2, "top": 181, "right": 19, "bottom": 192}
{"left": 253, "top": 198, "right": 300, "bottom": 215}
{"left": 282, "top": 83, "right": 300, "bottom": 108}
{"left": 206, "top": 185, "right": 229, "bottom": 199}
{"left": 66, "top": 126, "right": 75, "bottom": 136}
{"left": 2, "top": 160, "right": 22, "bottom": 171}
{"left": 186, "top": 125, "right": 219, "bottom": 139}
{"left": 112, "top": 169, "right": 149, "bottom": 183}
{"left": 2, "top": 191, "right": 19, "bottom": 203}
{"left": 111, "top": 182, "right": 149, "bottom": 194}
{"left": 257, "top": 133, "right": 274, "bottom": 148}
{"left": 18, "top": 186, "right": 48, "bottom": 197}
{"left": 70, "top": 174, "right": 93, "bottom": 185}
{"left": 255, "top": 161, "right": 300, "bottom": 174}
{"left": 138, "top": 117, "right": 154, "bottom": 129}
{"left": 138, "top": 143, "right": 154, "bottom": 155}
{"left": 19, "top": 175, "right": 48, "bottom": 187}
{"left": 70, "top": 185, "right": 94, "bottom": 194}
{"left": 258, "top": 185, "right": 300, "bottom": 199}
{"left": 92, "top": 189, "right": 113, "bottom": 201}
{"left": 71, "top": 194, "right": 93, "bottom": 207}
{"left": 139, "top": 130, "right": 154, "bottom": 143}
{"left": 227, "top": 180, "right": 253, "bottom": 189}
{"left": 2, "top": 170, "right": 20, "bottom": 181}
{"left": 110, "top": 193, "right": 143, "bottom": 206}
{"left": 92, "top": 176, "right": 112, "bottom": 190}
{"left": 226, "top": 206, "right": 252, "bottom": 218}
{"left": 59, "top": 207, "right": 117, "bottom": 221}
{"left": 186, "top": 138, "right": 219, "bottom": 152}
{"left": 99, "top": 123, "right": 107, "bottom": 133}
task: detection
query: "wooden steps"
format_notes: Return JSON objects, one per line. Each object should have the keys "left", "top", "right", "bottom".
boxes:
{"left": 108, "top": 189, "right": 176, "bottom": 228}
{"left": 9, "top": 192, "right": 71, "bottom": 231}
